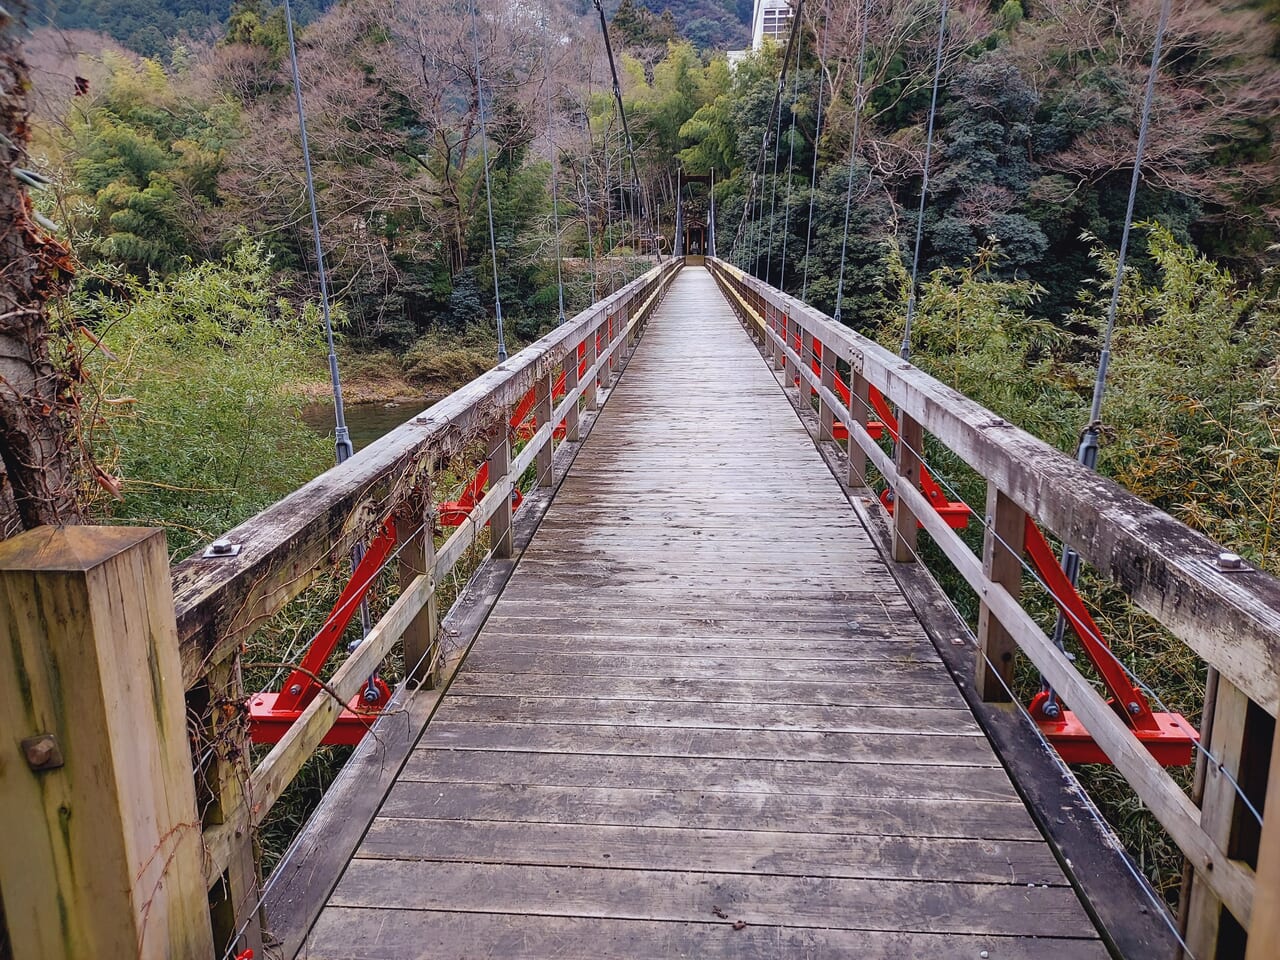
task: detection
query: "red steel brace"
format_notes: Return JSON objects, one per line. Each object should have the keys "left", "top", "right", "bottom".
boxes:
{"left": 248, "top": 517, "right": 398, "bottom": 745}
{"left": 1022, "top": 519, "right": 1196, "bottom": 766}
{"left": 807, "top": 340, "right": 970, "bottom": 530}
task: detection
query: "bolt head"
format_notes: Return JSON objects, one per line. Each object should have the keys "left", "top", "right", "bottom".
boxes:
{"left": 211, "top": 539, "right": 233, "bottom": 555}
{"left": 288, "top": 684, "right": 303, "bottom": 696}
{"left": 1128, "top": 701, "right": 1142, "bottom": 715}
{"left": 1217, "top": 552, "right": 1243, "bottom": 570}
{"left": 21, "top": 733, "right": 63, "bottom": 772}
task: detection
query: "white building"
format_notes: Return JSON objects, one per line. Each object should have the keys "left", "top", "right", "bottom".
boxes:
{"left": 750, "top": 0, "right": 794, "bottom": 49}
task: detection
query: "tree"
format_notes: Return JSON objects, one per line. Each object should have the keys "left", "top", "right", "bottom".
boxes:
{"left": 0, "top": 4, "right": 83, "bottom": 537}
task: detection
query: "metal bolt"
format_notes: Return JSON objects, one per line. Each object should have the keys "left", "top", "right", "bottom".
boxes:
{"left": 1217, "top": 552, "right": 1243, "bottom": 571}
{"left": 1128, "top": 702, "right": 1141, "bottom": 716}
{"left": 1042, "top": 702, "right": 1061, "bottom": 720}
{"left": 363, "top": 687, "right": 381, "bottom": 704}
{"left": 21, "top": 734, "right": 63, "bottom": 772}
{"left": 203, "top": 538, "right": 241, "bottom": 558}
{"left": 288, "top": 684, "right": 303, "bottom": 696}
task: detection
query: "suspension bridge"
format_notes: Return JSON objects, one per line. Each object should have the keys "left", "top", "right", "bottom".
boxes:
{"left": 5, "top": 0, "right": 1280, "bottom": 957}
{"left": 2, "top": 257, "right": 1279, "bottom": 960}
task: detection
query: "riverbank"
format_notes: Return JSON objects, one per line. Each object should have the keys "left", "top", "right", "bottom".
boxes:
{"left": 296, "top": 335, "right": 500, "bottom": 405}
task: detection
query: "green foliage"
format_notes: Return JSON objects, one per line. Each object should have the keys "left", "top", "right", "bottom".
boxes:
{"left": 67, "top": 55, "right": 238, "bottom": 274}
{"left": 1085, "top": 226, "right": 1280, "bottom": 570}
{"left": 86, "top": 240, "right": 330, "bottom": 558}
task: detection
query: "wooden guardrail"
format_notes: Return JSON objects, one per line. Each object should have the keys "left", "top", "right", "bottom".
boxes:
{"left": 0, "top": 259, "right": 680, "bottom": 959}
{"left": 707, "top": 256, "right": 1280, "bottom": 960}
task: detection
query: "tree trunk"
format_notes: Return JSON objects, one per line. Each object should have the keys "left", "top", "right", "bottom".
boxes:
{"left": 0, "top": 5, "right": 82, "bottom": 534}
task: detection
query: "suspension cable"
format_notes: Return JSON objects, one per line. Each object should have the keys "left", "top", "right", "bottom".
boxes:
{"left": 899, "top": 0, "right": 949, "bottom": 361}
{"left": 1043, "top": 0, "right": 1174, "bottom": 714}
{"left": 800, "top": 0, "right": 830, "bottom": 300}
{"left": 731, "top": 0, "right": 806, "bottom": 268}
{"left": 766, "top": 32, "right": 800, "bottom": 283}
{"left": 592, "top": 0, "right": 660, "bottom": 263}
{"left": 832, "top": 0, "right": 871, "bottom": 324}
{"left": 1080, "top": 0, "right": 1172, "bottom": 471}
{"left": 469, "top": 0, "right": 508, "bottom": 362}
{"left": 542, "top": 14, "right": 566, "bottom": 324}
{"left": 778, "top": 40, "right": 804, "bottom": 290}
{"left": 282, "top": 0, "right": 351, "bottom": 465}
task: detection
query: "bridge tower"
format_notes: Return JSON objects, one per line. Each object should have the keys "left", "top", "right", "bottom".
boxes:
{"left": 673, "top": 169, "right": 714, "bottom": 263}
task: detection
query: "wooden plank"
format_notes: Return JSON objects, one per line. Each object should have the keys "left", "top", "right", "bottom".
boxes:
{"left": 448, "top": 672, "right": 962, "bottom": 707}
{"left": 418, "top": 720, "right": 996, "bottom": 766}
{"left": 396, "top": 749, "right": 1019, "bottom": 801}
{"left": 357, "top": 818, "right": 1067, "bottom": 884}
{"left": 456, "top": 651, "right": 948, "bottom": 683}
{"left": 327, "top": 860, "right": 1095, "bottom": 938}
{"left": 305, "top": 908, "right": 1111, "bottom": 960}
{"left": 473, "top": 616, "right": 921, "bottom": 640}
{"left": 485, "top": 598, "right": 921, "bottom": 624}
{"left": 437, "top": 695, "right": 977, "bottom": 735}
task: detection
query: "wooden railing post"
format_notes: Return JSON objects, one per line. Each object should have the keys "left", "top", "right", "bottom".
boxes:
{"left": 584, "top": 326, "right": 600, "bottom": 411}
{"left": 799, "top": 326, "right": 814, "bottom": 402}
{"left": 1186, "top": 679, "right": 1271, "bottom": 958}
{"left": 599, "top": 317, "right": 615, "bottom": 391}
{"left": 781, "top": 314, "right": 797, "bottom": 386}
{"left": 487, "top": 422, "right": 513, "bottom": 558}
{"left": 565, "top": 347, "right": 582, "bottom": 442}
{"left": 770, "top": 306, "right": 783, "bottom": 369}
{"left": 1245, "top": 732, "right": 1280, "bottom": 959}
{"left": 891, "top": 413, "right": 923, "bottom": 562}
{"left": 396, "top": 498, "right": 439, "bottom": 687}
{"left": 205, "top": 655, "right": 264, "bottom": 957}
{"left": 819, "top": 340, "right": 836, "bottom": 441}
{"left": 975, "top": 485, "right": 1026, "bottom": 701}
{"left": 534, "top": 371, "right": 554, "bottom": 487}
{"left": 0, "top": 527, "right": 214, "bottom": 959}
{"left": 848, "top": 370, "right": 871, "bottom": 486}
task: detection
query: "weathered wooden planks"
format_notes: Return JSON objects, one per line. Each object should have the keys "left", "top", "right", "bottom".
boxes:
{"left": 300, "top": 268, "right": 1104, "bottom": 958}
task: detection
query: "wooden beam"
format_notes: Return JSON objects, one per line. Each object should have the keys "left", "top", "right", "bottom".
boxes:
{"left": 891, "top": 413, "right": 923, "bottom": 563}
{"left": 976, "top": 485, "right": 1026, "bottom": 702}
{"left": 534, "top": 372, "right": 554, "bottom": 487}
{"left": 1245, "top": 732, "right": 1280, "bottom": 959}
{"left": 397, "top": 503, "right": 438, "bottom": 688}
{"left": 0, "top": 527, "right": 213, "bottom": 959}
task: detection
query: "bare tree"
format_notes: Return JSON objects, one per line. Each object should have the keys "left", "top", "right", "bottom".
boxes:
{"left": 0, "top": 4, "right": 82, "bottom": 536}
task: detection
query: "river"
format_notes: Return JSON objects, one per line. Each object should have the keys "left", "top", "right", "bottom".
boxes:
{"left": 301, "top": 399, "right": 439, "bottom": 452}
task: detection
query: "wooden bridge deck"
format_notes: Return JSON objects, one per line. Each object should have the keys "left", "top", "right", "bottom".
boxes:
{"left": 303, "top": 269, "right": 1109, "bottom": 958}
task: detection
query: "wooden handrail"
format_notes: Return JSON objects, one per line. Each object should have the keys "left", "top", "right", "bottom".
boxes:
{"left": 188, "top": 258, "right": 680, "bottom": 949}
{"left": 708, "top": 255, "right": 1279, "bottom": 955}
{"left": 709, "top": 257, "right": 1280, "bottom": 714}
{"left": 172, "top": 262, "right": 680, "bottom": 689}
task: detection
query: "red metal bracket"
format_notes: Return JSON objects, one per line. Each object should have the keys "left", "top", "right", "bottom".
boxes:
{"left": 1022, "top": 519, "right": 1196, "bottom": 766}
{"left": 248, "top": 518, "right": 399, "bottom": 745}
{"left": 441, "top": 341, "right": 591, "bottom": 525}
